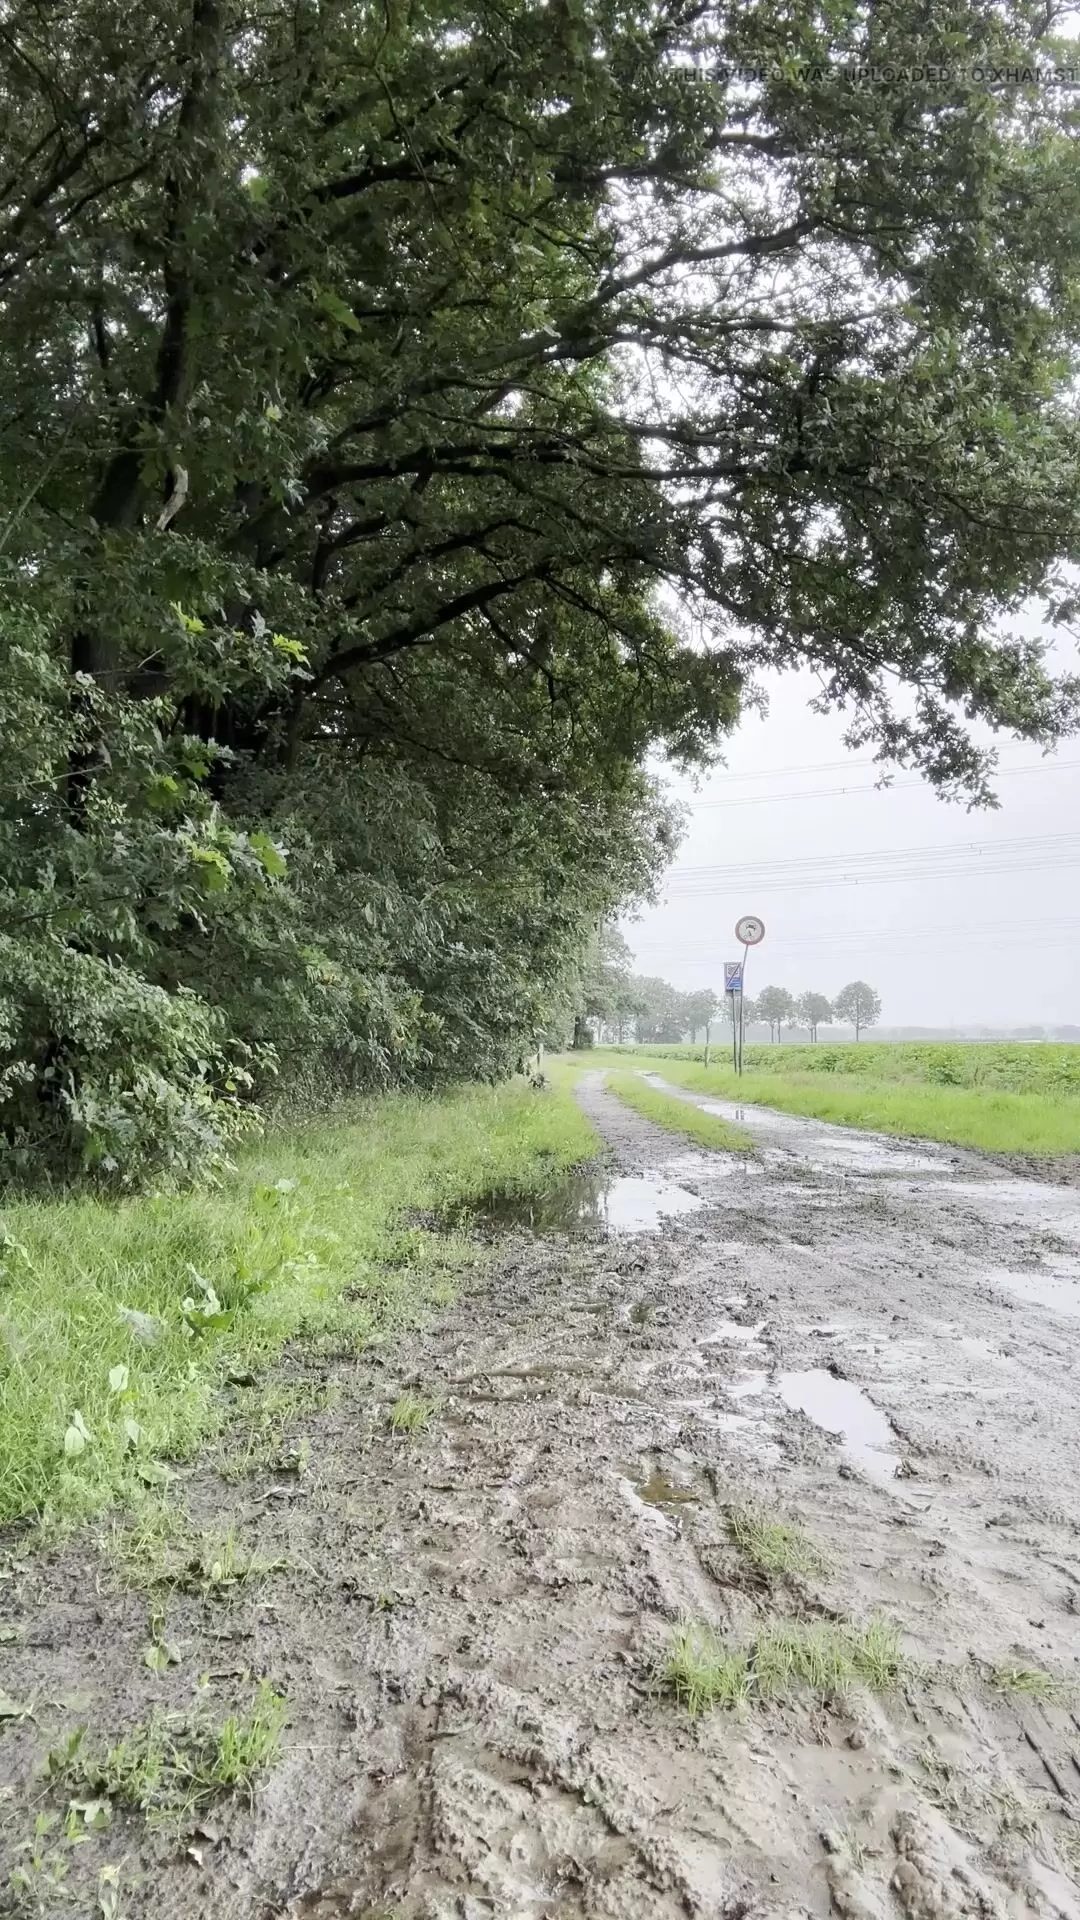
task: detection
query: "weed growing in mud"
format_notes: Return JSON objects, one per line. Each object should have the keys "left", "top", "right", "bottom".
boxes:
{"left": 217, "top": 1376, "right": 330, "bottom": 1480}
{"left": 389, "top": 1391, "right": 437, "bottom": 1434}
{"left": 987, "top": 1662, "right": 1062, "bottom": 1702}
{"left": 663, "top": 1622, "right": 753, "bottom": 1715}
{"left": 663, "top": 1616, "right": 903, "bottom": 1715}
{"left": 754, "top": 1618, "right": 902, "bottom": 1697}
{"left": 728, "top": 1505, "right": 827, "bottom": 1579}
{"left": 53, "top": 1680, "right": 286, "bottom": 1828}
{"left": 109, "top": 1505, "right": 282, "bottom": 1594}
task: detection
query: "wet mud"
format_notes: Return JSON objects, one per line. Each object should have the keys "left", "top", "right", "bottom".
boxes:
{"left": 5, "top": 1071, "right": 1080, "bottom": 1916}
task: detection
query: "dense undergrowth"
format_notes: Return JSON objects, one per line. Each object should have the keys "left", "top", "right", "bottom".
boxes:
{"left": 0, "top": 1080, "right": 598, "bottom": 1526}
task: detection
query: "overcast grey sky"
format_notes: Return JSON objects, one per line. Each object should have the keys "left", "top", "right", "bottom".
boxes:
{"left": 621, "top": 650, "right": 1080, "bottom": 1030}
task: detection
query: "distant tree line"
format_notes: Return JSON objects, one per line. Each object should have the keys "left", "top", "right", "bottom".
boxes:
{"left": 574, "top": 933, "right": 881, "bottom": 1044}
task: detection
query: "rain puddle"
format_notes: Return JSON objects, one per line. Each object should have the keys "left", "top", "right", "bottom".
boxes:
{"left": 778, "top": 1368, "right": 901, "bottom": 1484}
{"left": 985, "top": 1261, "right": 1080, "bottom": 1319}
{"left": 462, "top": 1168, "right": 704, "bottom": 1235}
{"left": 700, "top": 1317, "right": 765, "bottom": 1345}
{"left": 636, "top": 1467, "right": 699, "bottom": 1507}
{"left": 728, "top": 1369, "right": 769, "bottom": 1400}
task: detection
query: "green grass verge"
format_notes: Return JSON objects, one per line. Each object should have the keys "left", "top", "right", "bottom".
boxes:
{"left": 596, "top": 1051, "right": 1080, "bottom": 1155}
{"left": 588, "top": 1040, "right": 1080, "bottom": 1097}
{"left": 0, "top": 1081, "right": 598, "bottom": 1526}
{"left": 603, "top": 1070, "right": 754, "bottom": 1152}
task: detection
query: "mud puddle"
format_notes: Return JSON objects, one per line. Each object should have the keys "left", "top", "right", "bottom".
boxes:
{"left": 985, "top": 1257, "right": 1080, "bottom": 1318}
{"left": 464, "top": 1167, "right": 704, "bottom": 1234}
{"left": 779, "top": 1366, "right": 902, "bottom": 1482}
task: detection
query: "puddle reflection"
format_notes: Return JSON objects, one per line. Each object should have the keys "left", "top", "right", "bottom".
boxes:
{"left": 466, "top": 1169, "right": 704, "bottom": 1234}
{"left": 778, "top": 1368, "right": 901, "bottom": 1483}
{"left": 985, "top": 1260, "right": 1080, "bottom": 1318}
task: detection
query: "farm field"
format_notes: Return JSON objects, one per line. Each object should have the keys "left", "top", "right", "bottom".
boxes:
{"left": 583, "top": 1042, "right": 1080, "bottom": 1157}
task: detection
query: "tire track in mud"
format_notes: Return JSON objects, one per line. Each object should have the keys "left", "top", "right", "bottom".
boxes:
{"left": 5, "top": 1073, "right": 1080, "bottom": 1917}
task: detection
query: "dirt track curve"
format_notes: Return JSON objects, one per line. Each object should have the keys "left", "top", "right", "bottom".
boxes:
{"left": 5, "top": 1070, "right": 1080, "bottom": 1919}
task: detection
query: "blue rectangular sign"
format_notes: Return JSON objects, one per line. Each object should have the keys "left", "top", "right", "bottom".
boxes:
{"left": 724, "top": 961, "right": 743, "bottom": 993}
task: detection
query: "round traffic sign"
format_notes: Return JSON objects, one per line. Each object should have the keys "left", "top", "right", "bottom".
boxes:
{"left": 735, "top": 914, "right": 765, "bottom": 946}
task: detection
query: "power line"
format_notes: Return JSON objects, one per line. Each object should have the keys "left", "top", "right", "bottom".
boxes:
{"left": 630, "top": 932, "right": 1080, "bottom": 961}
{"left": 660, "top": 830, "right": 1080, "bottom": 896}
{"left": 672, "top": 757, "right": 1080, "bottom": 811}
{"left": 665, "top": 752, "right": 1078, "bottom": 794}
{"left": 630, "top": 913, "right": 1080, "bottom": 953}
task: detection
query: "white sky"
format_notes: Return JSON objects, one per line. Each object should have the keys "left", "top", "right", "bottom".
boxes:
{"left": 622, "top": 650, "right": 1080, "bottom": 1031}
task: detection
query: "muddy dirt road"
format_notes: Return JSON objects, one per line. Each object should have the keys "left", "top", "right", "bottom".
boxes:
{"left": 6, "top": 1072, "right": 1080, "bottom": 1918}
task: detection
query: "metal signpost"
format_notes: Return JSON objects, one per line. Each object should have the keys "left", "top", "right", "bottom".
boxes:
{"left": 730, "top": 915, "right": 765, "bottom": 1076}
{"left": 723, "top": 959, "right": 744, "bottom": 1071}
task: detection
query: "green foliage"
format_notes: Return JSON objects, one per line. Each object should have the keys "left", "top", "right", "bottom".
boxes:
{"left": 796, "top": 993, "right": 834, "bottom": 1044}
{"left": 988, "top": 1663, "right": 1062, "bottom": 1701}
{"left": 0, "top": 1077, "right": 599, "bottom": 1523}
{"left": 388, "top": 1392, "right": 437, "bottom": 1434}
{"left": 727, "top": 1505, "right": 828, "bottom": 1579}
{"left": 756, "top": 987, "right": 797, "bottom": 1043}
{"left": 737, "top": 1041, "right": 1080, "bottom": 1095}
{"left": 3, "top": 0, "right": 1080, "bottom": 1178}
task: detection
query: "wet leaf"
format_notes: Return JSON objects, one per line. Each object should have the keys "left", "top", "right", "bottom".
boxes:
{"left": 64, "top": 1409, "right": 90, "bottom": 1457}
{"left": 249, "top": 831, "right": 287, "bottom": 878}
{"left": 135, "top": 1459, "right": 174, "bottom": 1487}
{"left": 69, "top": 1797, "right": 111, "bottom": 1831}
{"left": 0, "top": 1688, "right": 32, "bottom": 1720}
{"left": 108, "top": 1363, "right": 129, "bottom": 1394}
{"left": 142, "top": 1639, "right": 180, "bottom": 1672}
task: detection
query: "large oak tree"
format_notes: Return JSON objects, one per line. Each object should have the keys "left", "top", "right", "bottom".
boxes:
{"left": 2, "top": 0, "right": 1079, "bottom": 1176}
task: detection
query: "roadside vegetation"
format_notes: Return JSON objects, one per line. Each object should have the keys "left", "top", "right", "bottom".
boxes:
{"left": 0, "top": 1081, "right": 598, "bottom": 1527}
{"left": 604, "top": 1072, "right": 753, "bottom": 1154}
{"left": 587, "top": 1045, "right": 1080, "bottom": 1156}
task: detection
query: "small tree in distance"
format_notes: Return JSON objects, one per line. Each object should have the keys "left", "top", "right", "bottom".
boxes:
{"left": 756, "top": 986, "right": 796, "bottom": 1044}
{"left": 682, "top": 988, "right": 719, "bottom": 1043}
{"left": 796, "top": 992, "right": 834, "bottom": 1043}
{"left": 834, "top": 981, "right": 882, "bottom": 1041}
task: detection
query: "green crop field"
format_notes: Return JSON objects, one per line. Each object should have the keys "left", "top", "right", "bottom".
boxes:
{"left": 585, "top": 1043, "right": 1080, "bottom": 1157}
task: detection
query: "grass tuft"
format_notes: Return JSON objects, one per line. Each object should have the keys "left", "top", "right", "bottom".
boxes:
{"left": 988, "top": 1662, "right": 1062, "bottom": 1702}
{"left": 663, "top": 1615, "right": 903, "bottom": 1715}
{"left": 388, "top": 1391, "right": 437, "bottom": 1434}
{"left": 728, "top": 1504, "right": 827, "bottom": 1579}
{"left": 52, "top": 1679, "right": 287, "bottom": 1828}
{"left": 663, "top": 1621, "right": 752, "bottom": 1715}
